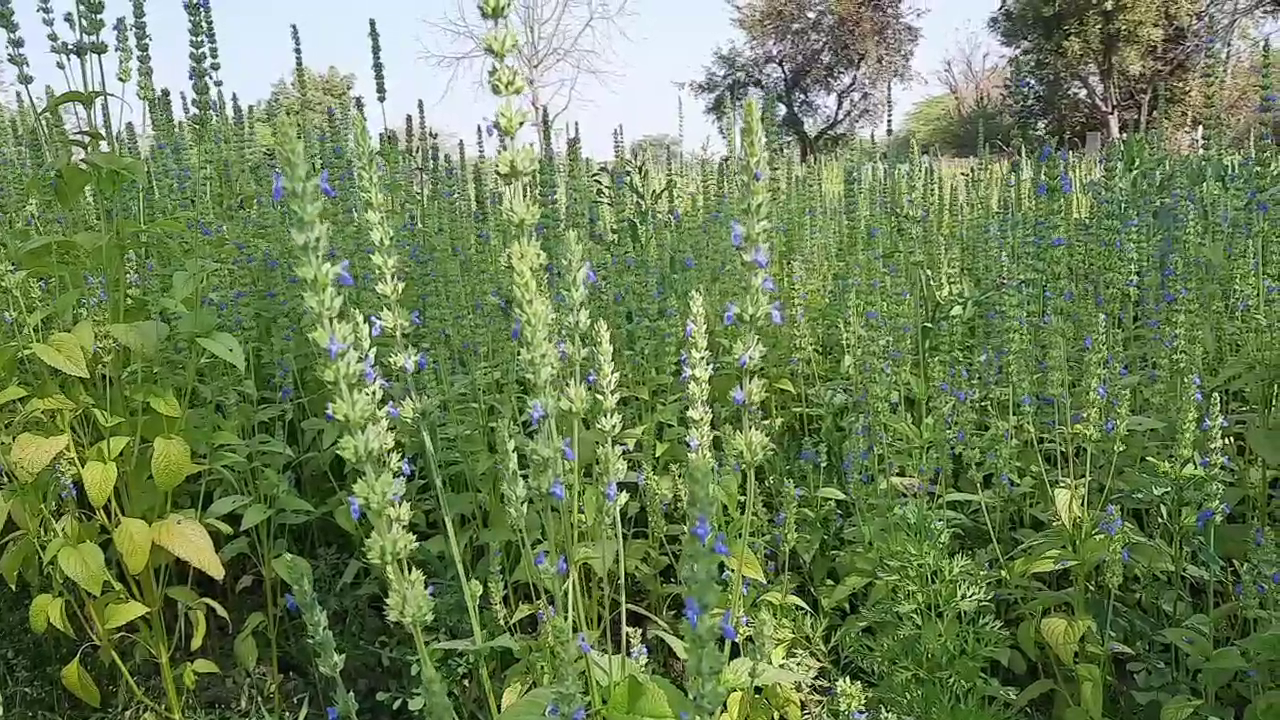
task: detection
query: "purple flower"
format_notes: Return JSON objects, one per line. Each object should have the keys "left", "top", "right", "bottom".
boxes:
{"left": 410, "top": 309, "right": 422, "bottom": 326}
{"left": 347, "top": 496, "right": 362, "bottom": 522}
{"left": 325, "top": 402, "right": 335, "bottom": 421}
{"left": 1098, "top": 504, "right": 1123, "bottom": 537}
{"left": 327, "top": 334, "right": 346, "bottom": 360}
{"left": 550, "top": 479, "right": 566, "bottom": 502}
{"left": 530, "top": 400, "right": 546, "bottom": 427}
{"left": 512, "top": 317, "right": 523, "bottom": 341}
{"left": 386, "top": 402, "right": 400, "bottom": 419}
{"left": 562, "top": 438, "right": 575, "bottom": 462}
{"left": 605, "top": 481, "right": 618, "bottom": 504}
{"left": 327, "top": 708, "right": 339, "bottom": 720}
{"left": 284, "top": 593, "right": 298, "bottom": 612}
{"left": 557, "top": 554, "right": 568, "bottom": 575}
{"left": 577, "top": 633, "right": 592, "bottom": 654}
{"left": 713, "top": 532, "right": 729, "bottom": 557}
{"left": 730, "top": 220, "right": 744, "bottom": 248}
{"left": 769, "top": 301, "right": 784, "bottom": 325}
{"left": 319, "top": 169, "right": 337, "bottom": 198}
{"left": 1196, "top": 507, "right": 1215, "bottom": 532}
{"left": 731, "top": 385, "right": 746, "bottom": 406}
{"left": 691, "top": 515, "right": 712, "bottom": 545}
{"left": 724, "top": 302, "right": 737, "bottom": 326}
{"left": 683, "top": 596, "right": 701, "bottom": 629}
{"left": 750, "top": 245, "right": 769, "bottom": 269}
{"left": 584, "top": 261, "right": 597, "bottom": 285}
{"left": 535, "top": 550, "right": 547, "bottom": 567}
{"left": 370, "top": 315, "right": 383, "bottom": 337}
{"left": 720, "top": 610, "right": 738, "bottom": 641}
{"left": 761, "top": 276, "right": 775, "bottom": 293}
{"left": 335, "top": 259, "right": 354, "bottom": 286}
{"left": 272, "top": 171, "right": 284, "bottom": 202}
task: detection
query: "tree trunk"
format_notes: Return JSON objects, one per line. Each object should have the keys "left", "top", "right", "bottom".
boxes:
{"left": 1105, "top": 111, "right": 1121, "bottom": 141}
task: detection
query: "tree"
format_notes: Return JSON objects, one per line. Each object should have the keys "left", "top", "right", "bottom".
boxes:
{"left": 256, "top": 66, "right": 355, "bottom": 126}
{"left": 418, "top": 0, "right": 634, "bottom": 125}
{"left": 989, "top": 0, "right": 1277, "bottom": 142}
{"left": 690, "top": 0, "right": 921, "bottom": 162}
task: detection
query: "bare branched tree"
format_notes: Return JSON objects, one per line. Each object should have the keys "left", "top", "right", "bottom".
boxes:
{"left": 418, "top": 0, "right": 634, "bottom": 124}
{"left": 937, "top": 31, "right": 1007, "bottom": 114}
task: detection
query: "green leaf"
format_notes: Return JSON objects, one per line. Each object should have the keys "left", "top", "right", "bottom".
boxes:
{"left": 1076, "top": 663, "right": 1103, "bottom": 720}
{"left": 113, "top": 517, "right": 152, "bottom": 576}
{"left": 147, "top": 391, "right": 182, "bottom": 418}
{"left": 815, "top": 487, "right": 848, "bottom": 501}
{"left": 234, "top": 629, "right": 259, "bottom": 670}
{"left": 498, "top": 687, "right": 555, "bottom": 720}
{"left": 191, "top": 658, "right": 220, "bottom": 674}
{"left": 152, "top": 514, "right": 225, "bottom": 581}
{"left": 151, "top": 435, "right": 194, "bottom": 493}
{"left": 29, "top": 593, "right": 53, "bottom": 633}
{"left": 60, "top": 653, "right": 101, "bottom": 708}
{"left": 0, "top": 385, "right": 29, "bottom": 404}
{"left": 70, "top": 319, "right": 94, "bottom": 352}
{"left": 9, "top": 432, "right": 70, "bottom": 483}
{"left": 270, "top": 553, "right": 314, "bottom": 588}
{"left": 1040, "top": 615, "right": 1085, "bottom": 665}
{"left": 107, "top": 320, "right": 167, "bottom": 355}
{"left": 32, "top": 332, "right": 90, "bottom": 378}
{"left": 239, "top": 503, "right": 274, "bottom": 531}
{"left": 1012, "top": 678, "right": 1057, "bottom": 709}
{"left": 1245, "top": 425, "right": 1280, "bottom": 465}
{"left": 103, "top": 600, "right": 149, "bottom": 629}
{"left": 1205, "top": 646, "right": 1248, "bottom": 670}
{"left": 203, "top": 494, "right": 251, "bottom": 520}
{"left": 725, "top": 546, "right": 766, "bottom": 583}
{"left": 605, "top": 675, "right": 691, "bottom": 720}
{"left": 80, "top": 460, "right": 118, "bottom": 509}
{"left": 195, "top": 332, "right": 246, "bottom": 373}
{"left": 1160, "top": 696, "right": 1202, "bottom": 720}
{"left": 47, "top": 596, "right": 74, "bottom": 636}
{"left": 58, "top": 542, "right": 107, "bottom": 596}
{"left": 171, "top": 271, "right": 196, "bottom": 302}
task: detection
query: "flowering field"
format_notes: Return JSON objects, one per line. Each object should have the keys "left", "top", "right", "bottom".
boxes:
{"left": 1, "top": 2, "right": 1279, "bottom": 720}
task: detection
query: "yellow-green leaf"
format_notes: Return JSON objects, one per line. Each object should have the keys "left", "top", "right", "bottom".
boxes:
{"left": 47, "top": 596, "right": 73, "bottom": 636}
{"left": 147, "top": 392, "right": 182, "bottom": 418}
{"left": 152, "top": 515, "right": 225, "bottom": 581}
{"left": 32, "top": 332, "right": 90, "bottom": 378}
{"left": 151, "top": 435, "right": 193, "bottom": 493}
{"left": 29, "top": 593, "right": 53, "bottom": 633}
{"left": 0, "top": 385, "right": 28, "bottom": 404}
{"left": 107, "top": 320, "right": 166, "bottom": 355}
{"left": 1052, "top": 486, "right": 1080, "bottom": 531}
{"left": 195, "top": 331, "right": 245, "bottom": 373}
{"left": 80, "top": 460, "right": 118, "bottom": 509}
{"left": 1040, "top": 615, "right": 1085, "bottom": 665}
{"left": 113, "top": 517, "right": 152, "bottom": 576}
{"left": 10, "top": 432, "right": 69, "bottom": 483}
{"left": 725, "top": 545, "right": 766, "bottom": 583}
{"left": 190, "top": 658, "right": 220, "bottom": 674}
{"left": 60, "top": 654, "right": 101, "bottom": 708}
{"left": 58, "top": 542, "right": 107, "bottom": 596}
{"left": 103, "top": 600, "right": 149, "bottom": 629}
{"left": 1160, "top": 696, "right": 1202, "bottom": 720}
{"left": 70, "top": 319, "right": 94, "bottom": 352}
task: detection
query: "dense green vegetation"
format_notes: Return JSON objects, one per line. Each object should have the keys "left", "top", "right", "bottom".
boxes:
{"left": 0, "top": 1, "right": 1278, "bottom": 720}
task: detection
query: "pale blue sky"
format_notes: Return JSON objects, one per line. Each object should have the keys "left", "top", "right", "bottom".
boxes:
{"left": 12, "top": 0, "right": 996, "bottom": 157}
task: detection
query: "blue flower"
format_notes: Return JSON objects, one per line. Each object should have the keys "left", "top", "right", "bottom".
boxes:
{"left": 327, "top": 707, "right": 339, "bottom": 720}
{"left": 1098, "top": 504, "right": 1123, "bottom": 537}
{"left": 347, "top": 496, "right": 362, "bottom": 522}
{"left": 512, "top": 317, "right": 523, "bottom": 341}
{"left": 683, "top": 596, "right": 701, "bottom": 629}
{"left": 713, "top": 532, "right": 729, "bottom": 557}
{"left": 720, "top": 610, "right": 738, "bottom": 641}
{"left": 761, "top": 275, "right": 775, "bottom": 293}
{"left": 386, "top": 402, "right": 400, "bottom": 419}
{"left": 271, "top": 171, "right": 284, "bottom": 202}
{"left": 730, "top": 219, "right": 744, "bottom": 248}
{"left": 572, "top": 707, "right": 586, "bottom": 720}
{"left": 327, "top": 334, "right": 346, "bottom": 361}
{"left": 605, "top": 481, "right": 618, "bottom": 504}
{"left": 550, "top": 478, "right": 566, "bottom": 502}
{"left": 335, "top": 259, "right": 354, "bottom": 286}
{"left": 562, "top": 438, "right": 576, "bottom": 462}
{"left": 751, "top": 245, "right": 769, "bottom": 269}
{"left": 557, "top": 554, "right": 568, "bottom": 575}
{"left": 584, "top": 261, "right": 597, "bottom": 285}
{"left": 731, "top": 385, "right": 746, "bottom": 406}
{"left": 284, "top": 593, "right": 298, "bottom": 612}
{"left": 530, "top": 400, "right": 546, "bottom": 427}
{"left": 724, "top": 302, "right": 738, "bottom": 326}
{"left": 769, "top": 301, "right": 784, "bottom": 325}
{"left": 577, "top": 633, "right": 592, "bottom": 653}
{"left": 370, "top": 315, "right": 383, "bottom": 337}
{"left": 319, "top": 169, "right": 337, "bottom": 198}
{"left": 535, "top": 550, "right": 547, "bottom": 567}
{"left": 1196, "top": 507, "right": 1215, "bottom": 532}
{"left": 691, "top": 515, "right": 712, "bottom": 545}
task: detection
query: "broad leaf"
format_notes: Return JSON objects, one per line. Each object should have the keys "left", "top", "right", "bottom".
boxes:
{"left": 10, "top": 432, "right": 70, "bottom": 482}
{"left": 103, "top": 600, "right": 149, "bottom": 629}
{"left": 151, "top": 435, "right": 194, "bottom": 492}
{"left": 113, "top": 517, "right": 152, "bottom": 575}
{"left": 152, "top": 515, "right": 225, "bottom": 581}
{"left": 58, "top": 542, "right": 107, "bottom": 596}
{"left": 32, "top": 332, "right": 90, "bottom": 378}
{"left": 80, "top": 460, "right": 118, "bottom": 509}
{"left": 60, "top": 654, "right": 101, "bottom": 708}
{"left": 195, "top": 331, "right": 246, "bottom": 373}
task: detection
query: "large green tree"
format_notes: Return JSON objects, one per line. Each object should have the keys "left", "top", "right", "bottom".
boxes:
{"left": 990, "top": 0, "right": 1276, "bottom": 142}
{"left": 691, "top": 0, "right": 920, "bottom": 162}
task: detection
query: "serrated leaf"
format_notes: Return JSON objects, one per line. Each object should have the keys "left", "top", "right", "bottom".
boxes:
{"left": 1040, "top": 615, "right": 1085, "bottom": 665}
{"left": 58, "top": 542, "right": 107, "bottom": 596}
{"left": 29, "top": 593, "right": 52, "bottom": 633}
{"left": 152, "top": 514, "right": 225, "bottom": 581}
{"left": 10, "top": 432, "right": 70, "bottom": 483}
{"left": 151, "top": 435, "right": 194, "bottom": 492}
{"left": 196, "top": 331, "right": 245, "bottom": 373}
{"left": 60, "top": 654, "right": 101, "bottom": 707}
{"left": 80, "top": 460, "right": 118, "bottom": 509}
{"left": 33, "top": 332, "right": 90, "bottom": 378}
{"left": 0, "top": 385, "right": 28, "bottom": 404}
{"left": 1160, "top": 696, "right": 1202, "bottom": 720}
{"left": 107, "top": 320, "right": 166, "bottom": 355}
{"left": 103, "top": 600, "right": 149, "bottom": 629}
{"left": 113, "top": 517, "right": 152, "bottom": 575}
